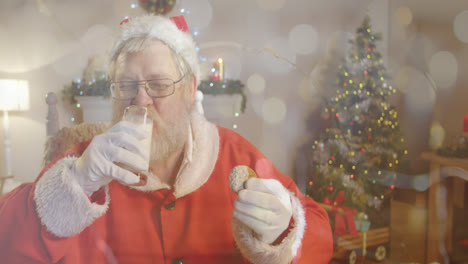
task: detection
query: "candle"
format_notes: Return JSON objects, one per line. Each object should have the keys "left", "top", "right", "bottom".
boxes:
{"left": 464, "top": 114, "right": 468, "bottom": 132}
{"left": 210, "top": 74, "right": 220, "bottom": 81}
{"left": 217, "top": 58, "right": 224, "bottom": 81}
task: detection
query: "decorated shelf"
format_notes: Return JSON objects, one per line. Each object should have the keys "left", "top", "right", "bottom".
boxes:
{"left": 198, "top": 79, "right": 246, "bottom": 113}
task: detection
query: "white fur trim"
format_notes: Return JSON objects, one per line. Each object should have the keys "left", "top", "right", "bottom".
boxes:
{"left": 173, "top": 112, "right": 219, "bottom": 198}
{"left": 232, "top": 193, "right": 306, "bottom": 264}
{"left": 129, "top": 112, "right": 219, "bottom": 197}
{"left": 110, "top": 15, "right": 200, "bottom": 85}
{"left": 34, "top": 157, "right": 110, "bottom": 238}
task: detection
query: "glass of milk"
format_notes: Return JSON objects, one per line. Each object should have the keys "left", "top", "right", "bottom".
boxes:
{"left": 118, "top": 105, "right": 153, "bottom": 185}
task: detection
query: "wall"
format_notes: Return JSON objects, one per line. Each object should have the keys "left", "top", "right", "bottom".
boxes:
{"left": 388, "top": 3, "right": 468, "bottom": 173}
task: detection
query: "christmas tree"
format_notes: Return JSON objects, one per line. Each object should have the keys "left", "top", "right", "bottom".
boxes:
{"left": 307, "top": 17, "right": 408, "bottom": 228}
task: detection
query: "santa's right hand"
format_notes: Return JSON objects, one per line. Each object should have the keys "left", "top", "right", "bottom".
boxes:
{"left": 71, "top": 121, "right": 150, "bottom": 196}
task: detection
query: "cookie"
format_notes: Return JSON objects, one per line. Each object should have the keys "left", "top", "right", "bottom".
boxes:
{"left": 229, "top": 165, "right": 258, "bottom": 193}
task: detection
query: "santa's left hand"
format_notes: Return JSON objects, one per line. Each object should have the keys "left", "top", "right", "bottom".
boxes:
{"left": 233, "top": 178, "right": 292, "bottom": 244}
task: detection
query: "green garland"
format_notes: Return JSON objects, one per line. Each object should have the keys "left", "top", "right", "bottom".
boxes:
{"left": 437, "top": 137, "right": 468, "bottom": 158}
{"left": 63, "top": 77, "right": 247, "bottom": 113}
{"left": 198, "top": 79, "right": 247, "bottom": 113}
{"left": 62, "top": 76, "right": 110, "bottom": 104}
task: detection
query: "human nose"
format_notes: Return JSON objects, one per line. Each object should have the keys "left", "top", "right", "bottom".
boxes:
{"left": 131, "top": 83, "right": 153, "bottom": 106}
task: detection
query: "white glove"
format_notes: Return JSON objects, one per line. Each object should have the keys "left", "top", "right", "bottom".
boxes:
{"left": 72, "top": 121, "right": 150, "bottom": 196}
{"left": 233, "top": 178, "right": 293, "bottom": 244}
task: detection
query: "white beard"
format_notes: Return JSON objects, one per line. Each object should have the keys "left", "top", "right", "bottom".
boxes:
{"left": 147, "top": 107, "right": 190, "bottom": 162}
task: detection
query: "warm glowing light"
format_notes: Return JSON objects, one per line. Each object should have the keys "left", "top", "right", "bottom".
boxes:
{"left": 429, "top": 121, "right": 445, "bottom": 150}
{"left": 396, "top": 7, "right": 413, "bottom": 26}
{"left": 288, "top": 24, "right": 319, "bottom": 55}
{"left": 217, "top": 58, "right": 224, "bottom": 81}
{"left": 262, "top": 97, "right": 287, "bottom": 124}
{"left": 0, "top": 80, "right": 30, "bottom": 111}
{"left": 428, "top": 51, "right": 458, "bottom": 89}
{"left": 247, "top": 73, "right": 266, "bottom": 94}
{"left": 454, "top": 10, "right": 468, "bottom": 43}
{"left": 184, "top": 0, "right": 213, "bottom": 29}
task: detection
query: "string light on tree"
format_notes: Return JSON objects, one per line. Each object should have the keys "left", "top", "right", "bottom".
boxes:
{"left": 306, "top": 16, "right": 408, "bottom": 229}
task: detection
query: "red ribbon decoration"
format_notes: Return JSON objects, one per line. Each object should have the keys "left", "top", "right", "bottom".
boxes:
{"left": 119, "top": 15, "right": 189, "bottom": 35}
{"left": 464, "top": 114, "right": 468, "bottom": 133}
{"left": 323, "top": 190, "right": 358, "bottom": 237}
{"left": 461, "top": 238, "right": 468, "bottom": 247}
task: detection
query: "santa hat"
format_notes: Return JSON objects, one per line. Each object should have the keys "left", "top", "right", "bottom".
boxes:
{"left": 109, "top": 15, "right": 200, "bottom": 86}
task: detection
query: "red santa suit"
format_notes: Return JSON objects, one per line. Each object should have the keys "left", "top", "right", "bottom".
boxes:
{"left": 0, "top": 113, "right": 333, "bottom": 263}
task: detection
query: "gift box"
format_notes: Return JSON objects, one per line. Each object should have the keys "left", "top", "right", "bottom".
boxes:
{"left": 354, "top": 216, "right": 371, "bottom": 232}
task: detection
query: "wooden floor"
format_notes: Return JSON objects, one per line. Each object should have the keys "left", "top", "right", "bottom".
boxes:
{"left": 329, "top": 257, "right": 398, "bottom": 264}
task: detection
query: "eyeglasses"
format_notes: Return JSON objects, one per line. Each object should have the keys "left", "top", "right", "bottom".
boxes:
{"left": 110, "top": 75, "right": 185, "bottom": 100}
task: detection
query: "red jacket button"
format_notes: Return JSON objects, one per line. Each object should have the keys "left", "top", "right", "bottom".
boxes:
{"left": 164, "top": 201, "right": 176, "bottom": 210}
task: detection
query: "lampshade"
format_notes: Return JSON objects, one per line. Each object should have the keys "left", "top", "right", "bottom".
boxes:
{"left": 0, "top": 79, "right": 30, "bottom": 111}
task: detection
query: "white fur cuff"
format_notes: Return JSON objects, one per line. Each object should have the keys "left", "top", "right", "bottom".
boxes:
{"left": 34, "top": 157, "right": 110, "bottom": 238}
{"left": 232, "top": 193, "right": 306, "bottom": 264}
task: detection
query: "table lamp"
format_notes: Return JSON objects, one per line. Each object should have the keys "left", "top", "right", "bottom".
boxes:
{"left": 0, "top": 79, "right": 29, "bottom": 178}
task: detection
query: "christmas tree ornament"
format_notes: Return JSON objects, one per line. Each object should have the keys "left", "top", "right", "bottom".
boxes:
{"left": 139, "top": 0, "right": 176, "bottom": 15}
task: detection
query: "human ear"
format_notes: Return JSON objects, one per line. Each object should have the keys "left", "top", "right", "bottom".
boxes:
{"left": 189, "top": 74, "right": 198, "bottom": 104}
